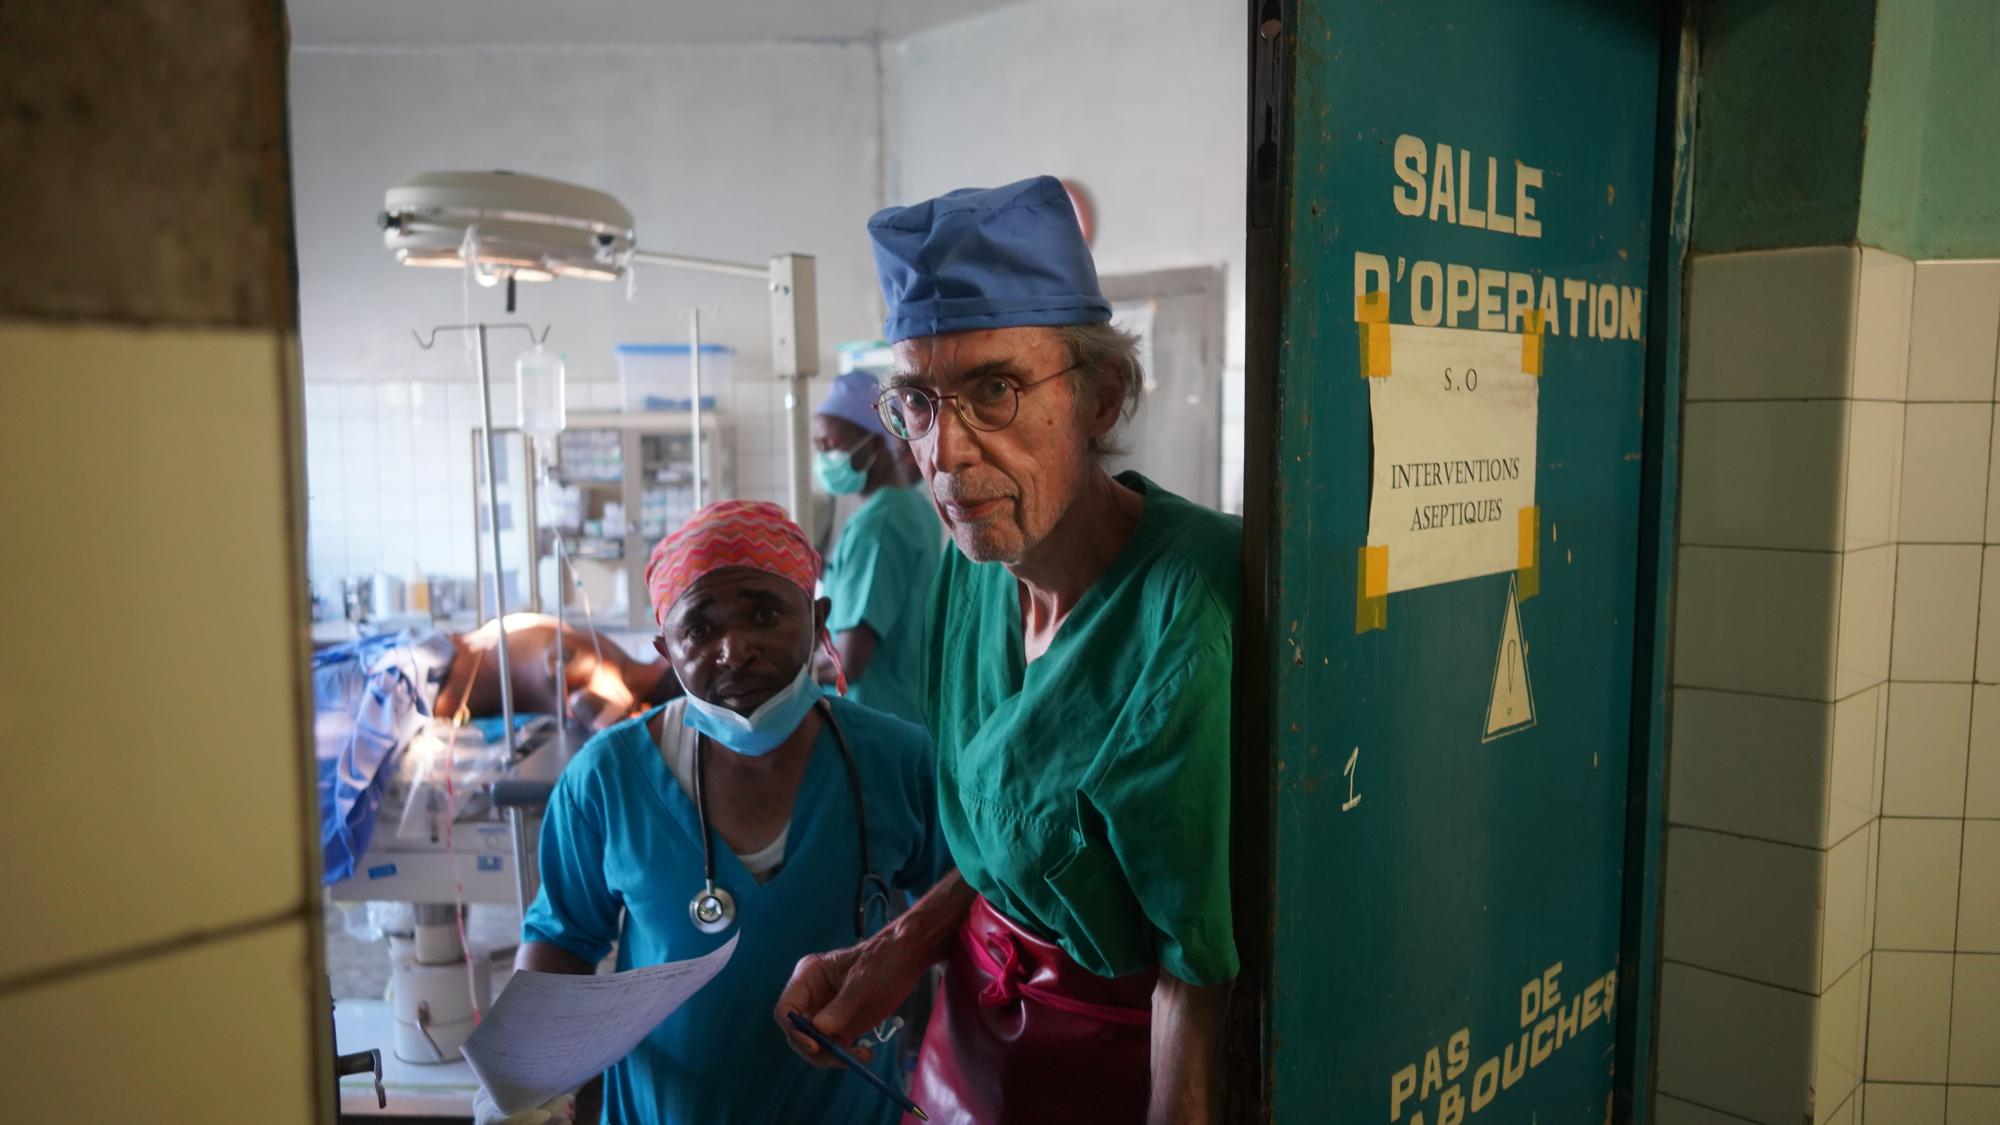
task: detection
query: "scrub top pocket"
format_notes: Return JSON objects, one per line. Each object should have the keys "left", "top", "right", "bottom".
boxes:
{"left": 1043, "top": 836, "right": 1149, "bottom": 978}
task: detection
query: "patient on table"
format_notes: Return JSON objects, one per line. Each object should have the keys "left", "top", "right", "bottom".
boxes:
{"left": 434, "top": 614, "right": 681, "bottom": 730}
{"left": 317, "top": 615, "right": 679, "bottom": 885}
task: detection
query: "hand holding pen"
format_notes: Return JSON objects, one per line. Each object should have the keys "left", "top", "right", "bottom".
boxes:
{"left": 786, "top": 1011, "right": 929, "bottom": 1121}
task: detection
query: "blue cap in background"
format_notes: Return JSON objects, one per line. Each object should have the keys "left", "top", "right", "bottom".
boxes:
{"left": 867, "top": 175, "right": 1111, "bottom": 344}
{"left": 814, "top": 371, "right": 891, "bottom": 439}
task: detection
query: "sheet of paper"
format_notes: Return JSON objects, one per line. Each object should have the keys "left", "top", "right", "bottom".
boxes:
{"left": 1365, "top": 323, "right": 1538, "bottom": 593}
{"left": 462, "top": 935, "right": 738, "bottom": 1113}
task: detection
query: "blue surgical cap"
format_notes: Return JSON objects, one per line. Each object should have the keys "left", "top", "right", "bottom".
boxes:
{"left": 867, "top": 176, "right": 1112, "bottom": 344}
{"left": 814, "top": 371, "right": 890, "bottom": 439}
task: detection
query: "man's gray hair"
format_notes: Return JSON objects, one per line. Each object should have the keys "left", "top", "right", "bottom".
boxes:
{"left": 1055, "top": 321, "right": 1144, "bottom": 458}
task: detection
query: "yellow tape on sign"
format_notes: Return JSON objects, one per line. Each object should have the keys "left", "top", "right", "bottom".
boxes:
{"left": 1517, "top": 506, "right": 1540, "bottom": 602}
{"left": 1356, "top": 545, "right": 1388, "bottom": 633}
{"left": 1521, "top": 309, "right": 1545, "bottom": 377}
{"left": 1360, "top": 325, "right": 1391, "bottom": 378}
{"left": 1357, "top": 291, "right": 1391, "bottom": 378}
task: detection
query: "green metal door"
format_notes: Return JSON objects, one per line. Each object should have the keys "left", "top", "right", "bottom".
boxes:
{"left": 1239, "top": 2, "right": 1682, "bottom": 1121}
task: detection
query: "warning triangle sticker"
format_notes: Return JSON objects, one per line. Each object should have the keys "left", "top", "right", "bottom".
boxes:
{"left": 1483, "top": 577, "right": 1536, "bottom": 742}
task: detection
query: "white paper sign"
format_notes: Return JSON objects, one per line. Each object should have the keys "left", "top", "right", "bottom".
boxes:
{"left": 1365, "top": 323, "right": 1537, "bottom": 593}
{"left": 462, "top": 935, "right": 738, "bottom": 1114}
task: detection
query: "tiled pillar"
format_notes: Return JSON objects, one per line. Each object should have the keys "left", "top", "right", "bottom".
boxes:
{"left": 1862, "top": 258, "right": 2000, "bottom": 1121}
{"left": 0, "top": 2, "right": 328, "bottom": 1120}
{"left": 1641, "top": 0, "right": 1998, "bottom": 1117}
{"left": 1654, "top": 245, "right": 1907, "bottom": 1124}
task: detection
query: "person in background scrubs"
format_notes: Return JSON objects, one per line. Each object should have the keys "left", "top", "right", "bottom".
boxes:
{"left": 776, "top": 176, "right": 1239, "bottom": 1124}
{"left": 476, "top": 501, "right": 945, "bottom": 1125}
{"left": 812, "top": 371, "right": 944, "bottom": 726}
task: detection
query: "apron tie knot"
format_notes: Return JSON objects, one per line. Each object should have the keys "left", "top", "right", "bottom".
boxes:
{"left": 976, "top": 934, "right": 1025, "bottom": 1007}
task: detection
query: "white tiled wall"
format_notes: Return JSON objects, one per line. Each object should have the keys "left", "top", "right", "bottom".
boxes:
{"left": 1959, "top": 821, "right": 2000, "bottom": 952}
{"left": 1966, "top": 687, "right": 2000, "bottom": 818}
{"left": 1683, "top": 247, "right": 1864, "bottom": 401}
{"left": 1883, "top": 683, "right": 1974, "bottom": 816}
{"left": 1662, "top": 251, "right": 2000, "bottom": 1123}
{"left": 1950, "top": 954, "right": 2000, "bottom": 1085}
{"left": 1656, "top": 962, "right": 1820, "bottom": 1123}
{"left": 1664, "top": 826, "right": 1829, "bottom": 993}
{"left": 302, "top": 371, "right": 799, "bottom": 612}
{"left": 1869, "top": 951, "right": 1955, "bottom": 1084}
{"left": 1898, "top": 404, "right": 1992, "bottom": 542}
{"left": 1948, "top": 1086, "right": 2000, "bottom": 1123}
{"left": 1668, "top": 688, "right": 1880, "bottom": 848}
{"left": 1661, "top": 245, "right": 1898, "bottom": 1125}
{"left": 1856, "top": 256, "right": 2000, "bottom": 1120}
{"left": 1906, "top": 261, "right": 2000, "bottom": 402}
{"left": 304, "top": 380, "right": 484, "bottom": 593}
{"left": 1891, "top": 545, "right": 1983, "bottom": 681}
{"left": 1680, "top": 399, "right": 1850, "bottom": 550}
{"left": 1864, "top": 1083, "right": 1946, "bottom": 1123}
{"left": 1875, "top": 818, "right": 1963, "bottom": 951}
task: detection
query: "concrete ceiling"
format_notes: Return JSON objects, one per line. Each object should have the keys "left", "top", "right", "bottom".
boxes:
{"left": 287, "top": 0, "right": 1028, "bottom": 48}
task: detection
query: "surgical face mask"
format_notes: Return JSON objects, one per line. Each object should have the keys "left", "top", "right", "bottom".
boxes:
{"left": 679, "top": 660, "right": 821, "bottom": 756}
{"left": 814, "top": 447, "right": 872, "bottom": 496}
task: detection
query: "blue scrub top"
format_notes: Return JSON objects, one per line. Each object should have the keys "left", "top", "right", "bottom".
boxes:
{"left": 522, "top": 696, "right": 945, "bottom": 1125}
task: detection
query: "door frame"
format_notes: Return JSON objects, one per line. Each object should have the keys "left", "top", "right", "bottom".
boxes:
{"left": 1613, "top": 4, "right": 1697, "bottom": 1121}
{"left": 1097, "top": 265, "right": 1229, "bottom": 509}
{"left": 1226, "top": 2, "right": 1288, "bottom": 1120}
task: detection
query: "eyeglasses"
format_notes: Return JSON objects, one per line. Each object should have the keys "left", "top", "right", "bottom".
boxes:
{"left": 874, "top": 362, "right": 1083, "bottom": 441}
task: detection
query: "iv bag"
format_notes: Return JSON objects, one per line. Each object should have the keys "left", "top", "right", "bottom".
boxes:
{"left": 516, "top": 346, "right": 567, "bottom": 455}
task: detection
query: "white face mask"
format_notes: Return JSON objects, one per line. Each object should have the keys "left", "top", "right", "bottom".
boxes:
{"left": 677, "top": 661, "right": 821, "bottom": 756}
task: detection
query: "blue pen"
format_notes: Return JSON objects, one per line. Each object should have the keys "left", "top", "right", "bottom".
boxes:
{"left": 786, "top": 1010, "right": 930, "bottom": 1121}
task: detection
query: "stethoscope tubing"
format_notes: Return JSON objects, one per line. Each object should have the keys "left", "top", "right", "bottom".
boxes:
{"left": 691, "top": 697, "right": 886, "bottom": 938}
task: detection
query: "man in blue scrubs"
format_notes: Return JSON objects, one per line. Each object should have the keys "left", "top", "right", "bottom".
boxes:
{"left": 478, "top": 500, "right": 945, "bottom": 1124}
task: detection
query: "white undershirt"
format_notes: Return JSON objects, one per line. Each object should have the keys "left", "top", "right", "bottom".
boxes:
{"left": 657, "top": 699, "right": 789, "bottom": 883}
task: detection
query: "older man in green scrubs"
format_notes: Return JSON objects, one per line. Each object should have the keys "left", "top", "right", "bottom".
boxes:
{"left": 776, "top": 175, "right": 1238, "bottom": 1125}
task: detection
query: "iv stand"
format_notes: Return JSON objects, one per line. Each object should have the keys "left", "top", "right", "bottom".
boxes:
{"left": 689, "top": 308, "right": 706, "bottom": 508}
{"left": 413, "top": 320, "right": 550, "bottom": 918}
{"left": 628, "top": 249, "right": 817, "bottom": 526}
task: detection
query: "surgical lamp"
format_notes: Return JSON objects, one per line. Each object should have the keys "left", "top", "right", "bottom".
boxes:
{"left": 380, "top": 169, "right": 820, "bottom": 519}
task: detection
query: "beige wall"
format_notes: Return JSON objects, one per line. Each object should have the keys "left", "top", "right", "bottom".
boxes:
{"left": 0, "top": 2, "right": 328, "bottom": 1120}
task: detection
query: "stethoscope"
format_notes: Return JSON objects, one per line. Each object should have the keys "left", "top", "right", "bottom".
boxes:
{"left": 688, "top": 697, "right": 893, "bottom": 938}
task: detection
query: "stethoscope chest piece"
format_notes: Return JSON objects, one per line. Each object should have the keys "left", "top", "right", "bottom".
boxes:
{"left": 690, "top": 884, "right": 736, "bottom": 934}
{"left": 685, "top": 699, "right": 878, "bottom": 942}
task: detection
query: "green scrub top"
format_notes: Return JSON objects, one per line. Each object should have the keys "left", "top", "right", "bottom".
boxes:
{"left": 923, "top": 472, "right": 1241, "bottom": 985}
{"left": 823, "top": 485, "right": 943, "bottom": 726}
